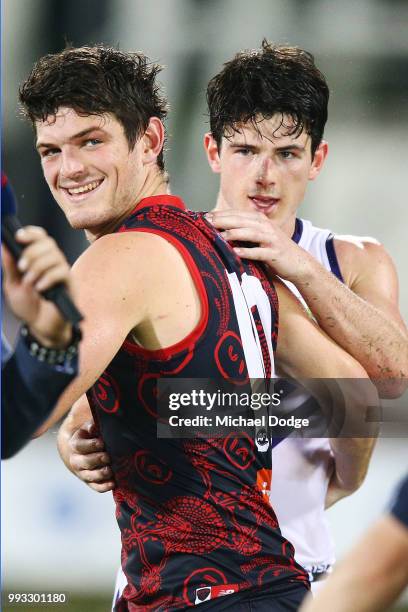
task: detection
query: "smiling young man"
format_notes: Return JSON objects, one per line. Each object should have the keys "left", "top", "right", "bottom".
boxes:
{"left": 204, "top": 41, "right": 408, "bottom": 588}
{"left": 18, "top": 45, "right": 378, "bottom": 610}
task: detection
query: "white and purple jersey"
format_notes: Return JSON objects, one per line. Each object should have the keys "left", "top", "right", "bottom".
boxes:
{"left": 270, "top": 218, "right": 343, "bottom": 585}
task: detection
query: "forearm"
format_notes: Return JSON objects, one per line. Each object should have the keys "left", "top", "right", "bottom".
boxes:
{"left": 292, "top": 260, "right": 408, "bottom": 393}
{"left": 325, "top": 437, "right": 377, "bottom": 507}
{"left": 301, "top": 515, "right": 408, "bottom": 612}
{"left": 208, "top": 212, "right": 407, "bottom": 391}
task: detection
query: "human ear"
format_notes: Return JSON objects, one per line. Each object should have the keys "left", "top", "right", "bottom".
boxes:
{"left": 309, "top": 140, "right": 328, "bottom": 181}
{"left": 142, "top": 117, "right": 165, "bottom": 164}
{"left": 203, "top": 132, "right": 221, "bottom": 174}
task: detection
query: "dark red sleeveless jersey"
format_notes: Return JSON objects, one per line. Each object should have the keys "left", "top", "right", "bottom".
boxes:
{"left": 87, "top": 195, "right": 309, "bottom": 610}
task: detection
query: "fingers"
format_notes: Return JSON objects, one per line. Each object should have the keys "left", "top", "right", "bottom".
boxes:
{"left": 88, "top": 481, "right": 116, "bottom": 493}
{"left": 15, "top": 228, "right": 70, "bottom": 291}
{"left": 233, "top": 246, "right": 273, "bottom": 261}
{"left": 207, "top": 210, "right": 268, "bottom": 222}
{"left": 1, "top": 244, "right": 20, "bottom": 283}
{"left": 15, "top": 225, "right": 47, "bottom": 243}
{"left": 70, "top": 428, "right": 105, "bottom": 455}
{"left": 70, "top": 447, "right": 111, "bottom": 470}
{"left": 220, "top": 227, "right": 270, "bottom": 244}
{"left": 207, "top": 210, "right": 268, "bottom": 230}
{"left": 69, "top": 448, "right": 115, "bottom": 491}
{"left": 81, "top": 419, "right": 101, "bottom": 438}
{"left": 71, "top": 459, "right": 114, "bottom": 483}
{"left": 72, "top": 461, "right": 115, "bottom": 492}
{"left": 68, "top": 423, "right": 115, "bottom": 491}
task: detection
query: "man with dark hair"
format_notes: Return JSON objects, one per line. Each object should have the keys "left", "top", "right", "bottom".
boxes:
{"left": 20, "top": 45, "right": 168, "bottom": 171}
{"left": 207, "top": 41, "right": 328, "bottom": 159}
{"left": 204, "top": 40, "right": 407, "bottom": 588}
{"left": 19, "top": 45, "right": 374, "bottom": 610}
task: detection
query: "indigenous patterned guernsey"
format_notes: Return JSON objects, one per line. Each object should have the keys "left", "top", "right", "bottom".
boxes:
{"left": 87, "top": 196, "right": 309, "bottom": 610}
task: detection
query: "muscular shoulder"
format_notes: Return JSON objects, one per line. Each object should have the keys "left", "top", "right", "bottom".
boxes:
{"left": 73, "top": 231, "right": 181, "bottom": 289}
{"left": 70, "top": 232, "right": 185, "bottom": 324}
{"left": 333, "top": 234, "right": 396, "bottom": 290}
{"left": 71, "top": 230, "right": 203, "bottom": 339}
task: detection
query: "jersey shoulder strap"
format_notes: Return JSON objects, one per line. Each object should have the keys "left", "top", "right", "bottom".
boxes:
{"left": 297, "top": 218, "right": 343, "bottom": 282}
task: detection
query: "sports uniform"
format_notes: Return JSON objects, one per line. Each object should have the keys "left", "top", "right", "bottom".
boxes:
{"left": 90, "top": 195, "right": 309, "bottom": 611}
{"left": 270, "top": 218, "right": 343, "bottom": 587}
{"left": 389, "top": 474, "right": 408, "bottom": 528}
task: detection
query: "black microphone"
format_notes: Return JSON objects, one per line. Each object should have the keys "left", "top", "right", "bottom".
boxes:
{"left": 1, "top": 174, "right": 83, "bottom": 327}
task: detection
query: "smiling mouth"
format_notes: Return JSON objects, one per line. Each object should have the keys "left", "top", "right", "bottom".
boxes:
{"left": 64, "top": 179, "right": 104, "bottom": 196}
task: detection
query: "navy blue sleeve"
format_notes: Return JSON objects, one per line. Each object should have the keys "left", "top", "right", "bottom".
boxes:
{"left": 389, "top": 475, "right": 408, "bottom": 528}
{"left": 1, "top": 335, "right": 78, "bottom": 459}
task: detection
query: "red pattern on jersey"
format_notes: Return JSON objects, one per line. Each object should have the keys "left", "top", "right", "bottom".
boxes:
{"left": 87, "top": 196, "right": 308, "bottom": 610}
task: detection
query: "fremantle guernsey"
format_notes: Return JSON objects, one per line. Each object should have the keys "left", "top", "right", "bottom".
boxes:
{"left": 87, "top": 196, "right": 309, "bottom": 611}
{"left": 270, "top": 218, "right": 343, "bottom": 582}
{"left": 390, "top": 475, "right": 408, "bottom": 528}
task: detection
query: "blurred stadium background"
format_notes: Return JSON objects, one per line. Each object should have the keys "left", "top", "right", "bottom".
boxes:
{"left": 2, "top": 0, "right": 408, "bottom": 610}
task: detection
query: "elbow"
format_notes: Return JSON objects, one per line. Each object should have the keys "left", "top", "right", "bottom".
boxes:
{"left": 375, "top": 377, "right": 408, "bottom": 400}
{"left": 369, "top": 352, "right": 408, "bottom": 399}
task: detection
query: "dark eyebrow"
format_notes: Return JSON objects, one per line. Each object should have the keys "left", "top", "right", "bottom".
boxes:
{"left": 36, "top": 126, "right": 105, "bottom": 151}
{"left": 275, "top": 144, "right": 305, "bottom": 152}
{"left": 228, "top": 142, "right": 306, "bottom": 153}
{"left": 229, "top": 143, "right": 259, "bottom": 150}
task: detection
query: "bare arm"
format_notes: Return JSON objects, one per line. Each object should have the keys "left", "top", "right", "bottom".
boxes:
{"left": 35, "top": 231, "right": 160, "bottom": 433}
{"left": 275, "top": 281, "right": 378, "bottom": 497}
{"left": 209, "top": 211, "right": 408, "bottom": 398}
{"left": 301, "top": 513, "right": 408, "bottom": 612}
{"left": 53, "top": 229, "right": 203, "bottom": 488}
{"left": 324, "top": 436, "right": 376, "bottom": 508}
{"left": 294, "top": 237, "right": 407, "bottom": 398}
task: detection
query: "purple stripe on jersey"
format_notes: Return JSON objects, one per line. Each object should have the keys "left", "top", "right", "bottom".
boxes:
{"left": 326, "top": 236, "right": 344, "bottom": 283}
{"left": 291, "top": 218, "right": 303, "bottom": 244}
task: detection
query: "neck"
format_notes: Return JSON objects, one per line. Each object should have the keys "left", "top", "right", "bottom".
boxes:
{"left": 85, "top": 170, "right": 170, "bottom": 243}
{"left": 281, "top": 215, "right": 297, "bottom": 238}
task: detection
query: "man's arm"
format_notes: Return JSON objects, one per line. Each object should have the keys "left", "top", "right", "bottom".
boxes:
{"left": 39, "top": 227, "right": 204, "bottom": 432}
{"left": 275, "top": 281, "right": 378, "bottom": 498}
{"left": 34, "top": 231, "right": 157, "bottom": 433}
{"left": 301, "top": 476, "right": 408, "bottom": 612}
{"left": 57, "top": 276, "right": 378, "bottom": 497}
{"left": 2, "top": 226, "right": 79, "bottom": 458}
{"left": 209, "top": 211, "right": 408, "bottom": 398}
{"left": 324, "top": 436, "right": 376, "bottom": 508}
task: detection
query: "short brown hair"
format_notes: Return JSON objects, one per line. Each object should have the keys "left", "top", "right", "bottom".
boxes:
{"left": 207, "top": 39, "right": 329, "bottom": 156}
{"left": 19, "top": 45, "right": 169, "bottom": 170}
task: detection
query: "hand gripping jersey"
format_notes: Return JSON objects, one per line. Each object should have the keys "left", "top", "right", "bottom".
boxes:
{"left": 270, "top": 218, "right": 343, "bottom": 582}
{"left": 87, "top": 196, "right": 309, "bottom": 611}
